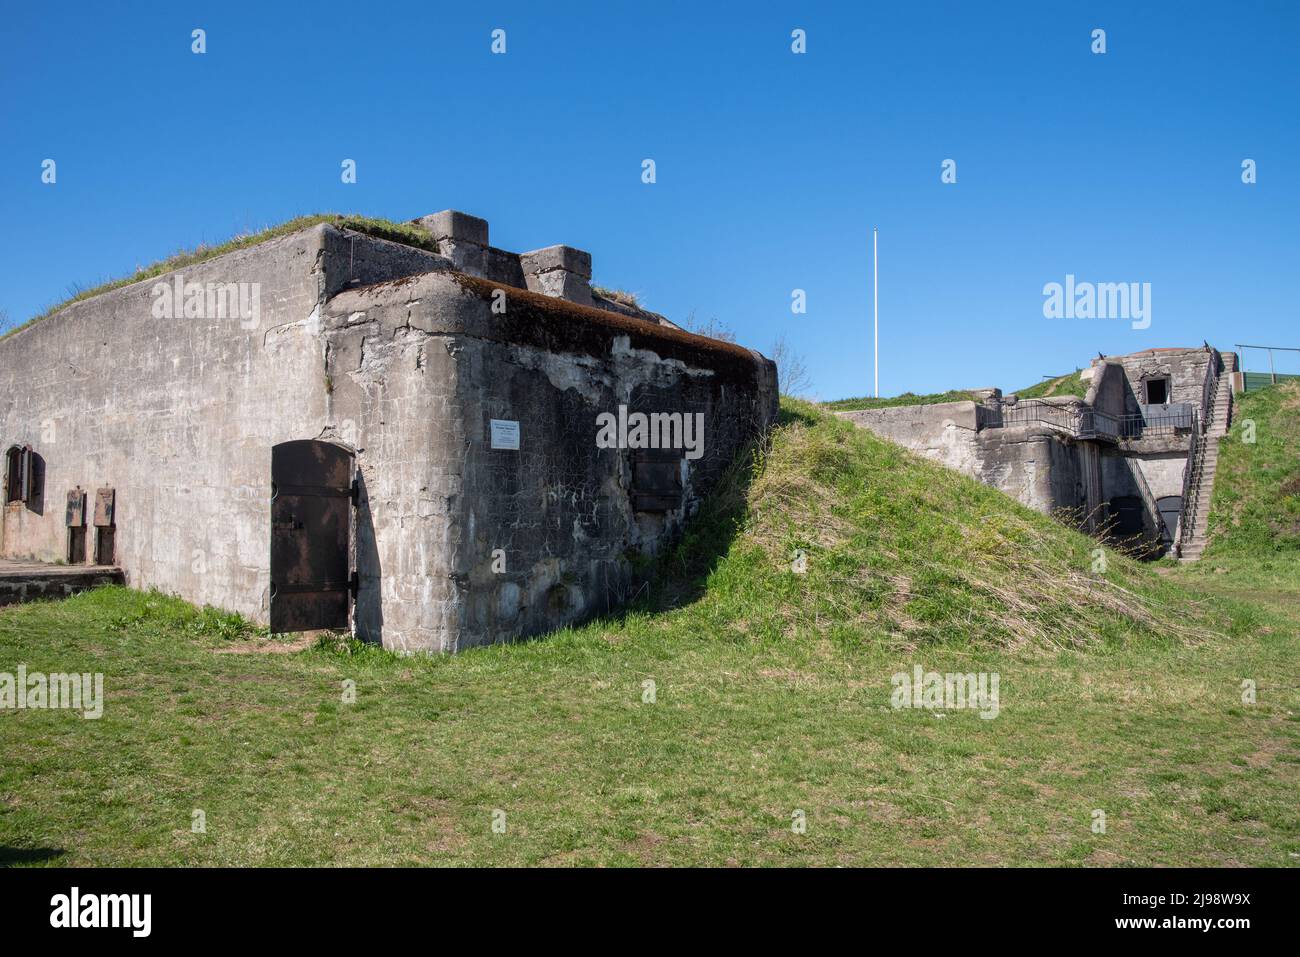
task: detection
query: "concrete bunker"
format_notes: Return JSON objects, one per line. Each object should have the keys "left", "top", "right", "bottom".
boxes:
{"left": 0, "top": 210, "right": 779, "bottom": 651}
{"left": 837, "top": 345, "right": 1236, "bottom": 562}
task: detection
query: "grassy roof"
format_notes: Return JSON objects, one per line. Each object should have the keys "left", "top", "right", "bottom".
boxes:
{"left": 1, "top": 214, "right": 439, "bottom": 341}
{"left": 823, "top": 390, "right": 977, "bottom": 412}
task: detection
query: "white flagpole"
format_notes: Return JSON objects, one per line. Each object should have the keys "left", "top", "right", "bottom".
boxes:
{"left": 873, "top": 226, "right": 879, "bottom": 398}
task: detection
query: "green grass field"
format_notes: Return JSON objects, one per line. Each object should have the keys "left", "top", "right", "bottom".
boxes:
{"left": 2, "top": 394, "right": 1297, "bottom": 867}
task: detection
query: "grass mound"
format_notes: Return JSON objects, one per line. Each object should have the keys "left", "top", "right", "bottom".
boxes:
{"left": 654, "top": 399, "right": 1219, "bottom": 651}
{"left": 1012, "top": 370, "right": 1089, "bottom": 400}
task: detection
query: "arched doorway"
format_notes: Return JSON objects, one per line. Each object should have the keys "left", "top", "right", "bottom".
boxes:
{"left": 270, "top": 440, "right": 355, "bottom": 632}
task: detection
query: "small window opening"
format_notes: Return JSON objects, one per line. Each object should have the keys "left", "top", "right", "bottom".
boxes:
{"left": 1145, "top": 377, "right": 1170, "bottom": 405}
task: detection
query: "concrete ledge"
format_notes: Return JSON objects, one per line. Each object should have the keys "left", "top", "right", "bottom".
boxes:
{"left": 836, "top": 399, "right": 980, "bottom": 432}
{"left": 0, "top": 561, "right": 124, "bottom": 607}
{"left": 324, "top": 270, "right": 772, "bottom": 385}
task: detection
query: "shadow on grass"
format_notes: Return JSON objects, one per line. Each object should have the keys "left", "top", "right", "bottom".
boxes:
{"left": 0, "top": 846, "right": 65, "bottom": 866}
{"left": 600, "top": 407, "right": 819, "bottom": 623}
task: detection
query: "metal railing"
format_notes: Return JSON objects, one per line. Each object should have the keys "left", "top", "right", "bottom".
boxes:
{"left": 996, "top": 400, "right": 1079, "bottom": 433}
{"left": 1127, "top": 455, "right": 1160, "bottom": 533}
{"left": 1234, "top": 343, "right": 1300, "bottom": 390}
{"left": 1200, "top": 348, "right": 1221, "bottom": 435}
{"left": 1175, "top": 425, "right": 1202, "bottom": 557}
{"left": 1119, "top": 406, "right": 1197, "bottom": 437}
{"left": 992, "top": 400, "right": 1195, "bottom": 442}
{"left": 1173, "top": 350, "right": 1224, "bottom": 557}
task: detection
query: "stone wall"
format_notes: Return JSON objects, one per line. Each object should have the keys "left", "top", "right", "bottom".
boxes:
{"left": 1104, "top": 347, "right": 1214, "bottom": 412}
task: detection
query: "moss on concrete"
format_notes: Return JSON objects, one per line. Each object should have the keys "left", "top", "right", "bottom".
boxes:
{"left": 823, "top": 390, "right": 977, "bottom": 411}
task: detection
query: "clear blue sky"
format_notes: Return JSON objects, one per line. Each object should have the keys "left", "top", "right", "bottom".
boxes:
{"left": 2, "top": 1, "right": 1297, "bottom": 398}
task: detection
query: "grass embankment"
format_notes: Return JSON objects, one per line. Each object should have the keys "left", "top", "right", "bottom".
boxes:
{"left": 823, "top": 390, "right": 977, "bottom": 412}
{"left": 1, "top": 400, "right": 1296, "bottom": 866}
{"left": 2, "top": 215, "right": 437, "bottom": 341}
{"left": 824, "top": 368, "right": 1090, "bottom": 412}
{"left": 1173, "top": 380, "right": 1300, "bottom": 613}
{"left": 1012, "top": 370, "right": 1089, "bottom": 400}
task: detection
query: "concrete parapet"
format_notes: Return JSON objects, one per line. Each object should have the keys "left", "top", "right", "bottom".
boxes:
{"left": 520, "top": 244, "right": 594, "bottom": 307}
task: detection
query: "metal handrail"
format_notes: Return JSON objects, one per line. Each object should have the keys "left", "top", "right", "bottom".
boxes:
{"left": 1175, "top": 425, "right": 1202, "bottom": 557}
{"left": 996, "top": 401, "right": 1197, "bottom": 442}
{"left": 1200, "top": 349, "right": 1221, "bottom": 436}
{"left": 1128, "top": 456, "right": 1160, "bottom": 530}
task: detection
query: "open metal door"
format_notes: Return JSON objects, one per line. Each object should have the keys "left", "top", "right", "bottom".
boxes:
{"left": 270, "top": 440, "right": 354, "bottom": 632}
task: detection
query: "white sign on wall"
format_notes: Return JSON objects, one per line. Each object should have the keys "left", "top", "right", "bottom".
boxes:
{"left": 490, "top": 419, "right": 520, "bottom": 450}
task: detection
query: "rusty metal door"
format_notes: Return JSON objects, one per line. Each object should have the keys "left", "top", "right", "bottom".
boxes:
{"left": 270, "top": 440, "right": 354, "bottom": 632}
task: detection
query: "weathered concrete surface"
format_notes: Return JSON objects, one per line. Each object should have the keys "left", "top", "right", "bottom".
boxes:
{"left": 835, "top": 401, "right": 1095, "bottom": 518}
{"left": 323, "top": 271, "right": 778, "bottom": 652}
{"left": 0, "top": 214, "right": 777, "bottom": 652}
{"left": 0, "top": 227, "right": 330, "bottom": 617}
{"left": 837, "top": 346, "right": 1230, "bottom": 549}
{"left": 0, "top": 559, "right": 123, "bottom": 606}
{"left": 1086, "top": 360, "right": 1128, "bottom": 416}
{"left": 1098, "top": 347, "right": 1214, "bottom": 411}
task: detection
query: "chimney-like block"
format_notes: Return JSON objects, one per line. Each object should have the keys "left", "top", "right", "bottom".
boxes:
{"left": 415, "top": 210, "right": 488, "bottom": 276}
{"left": 519, "top": 244, "right": 593, "bottom": 306}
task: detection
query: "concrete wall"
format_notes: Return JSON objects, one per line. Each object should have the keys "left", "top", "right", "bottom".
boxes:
{"left": 0, "top": 228, "right": 328, "bottom": 616}
{"left": 1108, "top": 348, "right": 1213, "bottom": 411}
{"left": 1086, "top": 360, "right": 1130, "bottom": 418}
{"left": 322, "top": 271, "right": 777, "bottom": 652}
{"left": 837, "top": 402, "right": 1093, "bottom": 519}
{"left": 1133, "top": 453, "right": 1187, "bottom": 501}
{"left": 0, "top": 218, "right": 776, "bottom": 653}
{"left": 836, "top": 401, "right": 983, "bottom": 473}
{"left": 0, "top": 225, "right": 446, "bottom": 620}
